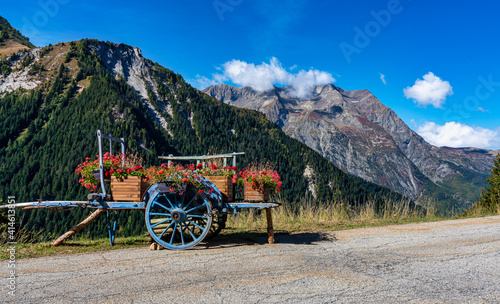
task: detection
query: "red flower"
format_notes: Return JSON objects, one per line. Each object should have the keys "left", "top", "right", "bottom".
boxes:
{"left": 182, "top": 178, "right": 189, "bottom": 182}
{"left": 196, "top": 164, "right": 203, "bottom": 169}
{"left": 198, "top": 190, "right": 204, "bottom": 194}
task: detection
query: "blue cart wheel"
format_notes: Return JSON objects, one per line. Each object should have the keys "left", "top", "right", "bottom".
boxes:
{"left": 145, "top": 183, "right": 213, "bottom": 250}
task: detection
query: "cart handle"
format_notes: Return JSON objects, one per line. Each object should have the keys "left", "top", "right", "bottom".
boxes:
{"left": 97, "top": 130, "right": 125, "bottom": 196}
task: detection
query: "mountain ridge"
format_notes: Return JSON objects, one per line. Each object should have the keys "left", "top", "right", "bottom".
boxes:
{"left": 204, "top": 83, "right": 495, "bottom": 213}
{"left": 0, "top": 16, "right": 35, "bottom": 56}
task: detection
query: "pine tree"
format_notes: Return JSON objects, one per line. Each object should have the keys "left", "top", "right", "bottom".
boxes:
{"left": 478, "top": 154, "right": 500, "bottom": 213}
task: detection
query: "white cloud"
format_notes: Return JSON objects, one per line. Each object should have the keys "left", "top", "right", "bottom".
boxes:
{"left": 221, "top": 57, "right": 291, "bottom": 91}
{"left": 288, "top": 69, "right": 336, "bottom": 99}
{"left": 417, "top": 121, "right": 500, "bottom": 149}
{"left": 379, "top": 73, "right": 386, "bottom": 85}
{"left": 197, "top": 57, "right": 335, "bottom": 99}
{"left": 193, "top": 75, "right": 219, "bottom": 89}
{"left": 477, "top": 107, "right": 489, "bottom": 113}
{"left": 404, "top": 72, "right": 453, "bottom": 108}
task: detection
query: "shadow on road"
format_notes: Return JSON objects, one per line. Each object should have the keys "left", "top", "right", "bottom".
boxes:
{"left": 200, "top": 231, "right": 337, "bottom": 250}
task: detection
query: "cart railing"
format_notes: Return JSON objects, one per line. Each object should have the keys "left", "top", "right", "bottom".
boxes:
{"left": 158, "top": 152, "right": 245, "bottom": 168}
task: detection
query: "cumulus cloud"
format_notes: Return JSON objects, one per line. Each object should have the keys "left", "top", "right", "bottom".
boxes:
{"left": 221, "top": 57, "right": 290, "bottom": 91}
{"left": 404, "top": 72, "right": 453, "bottom": 108}
{"left": 196, "top": 57, "right": 335, "bottom": 99}
{"left": 417, "top": 121, "right": 500, "bottom": 149}
{"left": 288, "top": 69, "right": 336, "bottom": 98}
{"left": 379, "top": 73, "right": 386, "bottom": 85}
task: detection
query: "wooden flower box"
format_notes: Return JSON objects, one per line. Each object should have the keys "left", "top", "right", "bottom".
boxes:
{"left": 205, "top": 176, "right": 234, "bottom": 203}
{"left": 110, "top": 176, "right": 148, "bottom": 202}
{"left": 244, "top": 181, "right": 269, "bottom": 202}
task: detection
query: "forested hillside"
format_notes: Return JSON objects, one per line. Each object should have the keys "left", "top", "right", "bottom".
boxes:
{"left": 0, "top": 39, "right": 406, "bottom": 238}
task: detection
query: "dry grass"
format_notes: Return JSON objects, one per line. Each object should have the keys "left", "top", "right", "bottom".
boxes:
{"left": 0, "top": 39, "right": 29, "bottom": 56}
{"left": 225, "top": 195, "right": 441, "bottom": 233}
{"left": 461, "top": 200, "right": 500, "bottom": 218}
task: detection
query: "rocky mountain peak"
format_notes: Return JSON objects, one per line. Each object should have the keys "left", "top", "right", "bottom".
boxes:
{"left": 204, "top": 83, "right": 496, "bottom": 211}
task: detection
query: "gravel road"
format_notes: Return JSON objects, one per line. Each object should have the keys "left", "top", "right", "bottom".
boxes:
{"left": 3, "top": 216, "right": 500, "bottom": 303}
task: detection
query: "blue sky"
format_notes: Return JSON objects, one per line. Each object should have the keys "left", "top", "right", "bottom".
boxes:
{"left": 3, "top": 0, "right": 500, "bottom": 149}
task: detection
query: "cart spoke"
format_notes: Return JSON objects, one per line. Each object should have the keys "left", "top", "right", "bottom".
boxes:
{"left": 185, "top": 204, "right": 206, "bottom": 214}
{"left": 151, "top": 218, "right": 171, "bottom": 228}
{"left": 149, "top": 212, "right": 171, "bottom": 217}
{"left": 185, "top": 224, "right": 197, "bottom": 241}
{"left": 187, "top": 214, "right": 208, "bottom": 219}
{"left": 179, "top": 222, "right": 185, "bottom": 245}
{"left": 180, "top": 191, "right": 186, "bottom": 206}
{"left": 170, "top": 223, "right": 178, "bottom": 245}
{"left": 158, "top": 222, "right": 174, "bottom": 239}
{"left": 183, "top": 195, "right": 197, "bottom": 211}
{"left": 188, "top": 220, "right": 206, "bottom": 231}
{"left": 154, "top": 201, "right": 172, "bottom": 212}
{"left": 164, "top": 195, "right": 175, "bottom": 209}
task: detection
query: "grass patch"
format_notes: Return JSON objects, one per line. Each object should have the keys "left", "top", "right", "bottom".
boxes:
{"left": 0, "top": 235, "right": 149, "bottom": 260}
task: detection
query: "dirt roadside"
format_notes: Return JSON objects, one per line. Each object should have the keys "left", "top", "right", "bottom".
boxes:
{"left": 2, "top": 215, "right": 499, "bottom": 303}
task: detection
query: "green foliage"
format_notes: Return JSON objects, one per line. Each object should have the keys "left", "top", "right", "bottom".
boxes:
{"left": 28, "top": 62, "right": 44, "bottom": 75}
{"left": 20, "top": 54, "right": 34, "bottom": 69}
{"left": 0, "top": 15, "right": 36, "bottom": 48}
{"left": 0, "top": 57, "right": 11, "bottom": 76}
{"left": 473, "top": 154, "right": 500, "bottom": 213}
{"left": 40, "top": 45, "right": 53, "bottom": 57}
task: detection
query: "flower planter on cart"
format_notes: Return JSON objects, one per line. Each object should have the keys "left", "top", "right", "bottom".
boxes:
{"left": 110, "top": 176, "right": 148, "bottom": 202}
{"left": 205, "top": 175, "right": 234, "bottom": 203}
{"left": 244, "top": 181, "right": 269, "bottom": 202}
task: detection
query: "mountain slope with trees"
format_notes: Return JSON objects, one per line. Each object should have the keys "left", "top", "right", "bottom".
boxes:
{"left": 0, "top": 33, "right": 408, "bottom": 238}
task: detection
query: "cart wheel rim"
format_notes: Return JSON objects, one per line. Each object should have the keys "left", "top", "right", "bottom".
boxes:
{"left": 145, "top": 184, "right": 212, "bottom": 250}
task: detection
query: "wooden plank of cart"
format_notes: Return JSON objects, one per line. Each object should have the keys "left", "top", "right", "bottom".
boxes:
{"left": 0, "top": 130, "right": 280, "bottom": 250}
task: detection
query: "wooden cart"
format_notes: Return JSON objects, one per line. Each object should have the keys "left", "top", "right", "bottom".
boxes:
{"left": 1, "top": 130, "right": 279, "bottom": 250}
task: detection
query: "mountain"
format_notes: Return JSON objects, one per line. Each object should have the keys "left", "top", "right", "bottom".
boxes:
{"left": 204, "top": 84, "right": 497, "bottom": 214}
{"left": 0, "top": 23, "right": 408, "bottom": 235}
{"left": 0, "top": 16, "right": 35, "bottom": 56}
